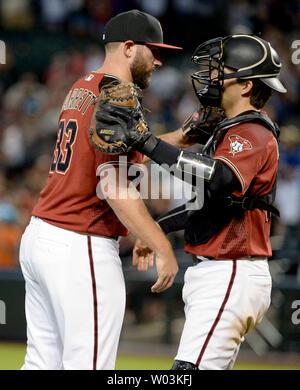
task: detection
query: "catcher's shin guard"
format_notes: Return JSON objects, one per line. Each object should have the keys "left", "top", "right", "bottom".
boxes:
{"left": 171, "top": 360, "right": 198, "bottom": 370}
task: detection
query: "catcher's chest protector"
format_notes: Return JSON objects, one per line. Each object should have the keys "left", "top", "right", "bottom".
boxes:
{"left": 184, "top": 110, "right": 280, "bottom": 246}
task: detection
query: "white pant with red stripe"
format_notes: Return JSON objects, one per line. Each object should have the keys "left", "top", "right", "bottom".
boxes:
{"left": 19, "top": 216, "right": 125, "bottom": 370}
{"left": 174, "top": 258, "right": 272, "bottom": 370}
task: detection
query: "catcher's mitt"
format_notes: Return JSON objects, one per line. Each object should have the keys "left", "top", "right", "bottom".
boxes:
{"left": 182, "top": 105, "right": 225, "bottom": 144}
{"left": 89, "top": 81, "right": 151, "bottom": 154}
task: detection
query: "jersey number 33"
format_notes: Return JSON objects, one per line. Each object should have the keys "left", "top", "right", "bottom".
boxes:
{"left": 50, "top": 119, "right": 78, "bottom": 175}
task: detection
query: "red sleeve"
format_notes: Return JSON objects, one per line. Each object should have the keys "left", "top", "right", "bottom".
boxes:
{"left": 214, "top": 122, "right": 278, "bottom": 195}
{"left": 94, "top": 150, "right": 144, "bottom": 178}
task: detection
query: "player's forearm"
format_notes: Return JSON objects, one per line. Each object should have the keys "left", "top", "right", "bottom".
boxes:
{"left": 143, "top": 128, "right": 195, "bottom": 164}
{"left": 105, "top": 186, "right": 173, "bottom": 256}
{"left": 158, "top": 128, "right": 195, "bottom": 149}
{"left": 140, "top": 138, "right": 239, "bottom": 191}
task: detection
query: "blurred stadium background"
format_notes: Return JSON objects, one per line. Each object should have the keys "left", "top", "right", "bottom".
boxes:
{"left": 0, "top": 0, "right": 300, "bottom": 370}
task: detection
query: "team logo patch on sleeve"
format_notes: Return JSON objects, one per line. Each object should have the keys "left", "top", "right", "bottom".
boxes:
{"left": 229, "top": 135, "right": 252, "bottom": 155}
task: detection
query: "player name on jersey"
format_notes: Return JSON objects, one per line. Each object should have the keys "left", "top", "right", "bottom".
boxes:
{"left": 62, "top": 87, "right": 97, "bottom": 115}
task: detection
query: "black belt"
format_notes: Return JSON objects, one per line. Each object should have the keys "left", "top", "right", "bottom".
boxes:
{"left": 191, "top": 254, "right": 266, "bottom": 264}
{"left": 192, "top": 255, "right": 200, "bottom": 265}
{"left": 191, "top": 254, "right": 214, "bottom": 265}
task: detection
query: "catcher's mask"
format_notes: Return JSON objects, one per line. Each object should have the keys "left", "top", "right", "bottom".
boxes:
{"left": 191, "top": 34, "right": 287, "bottom": 107}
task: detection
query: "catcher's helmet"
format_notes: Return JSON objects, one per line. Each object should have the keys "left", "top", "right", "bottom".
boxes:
{"left": 191, "top": 34, "right": 287, "bottom": 107}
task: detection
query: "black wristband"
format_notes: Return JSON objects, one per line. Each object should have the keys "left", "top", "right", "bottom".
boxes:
{"left": 139, "top": 134, "right": 160, "bottom": 156}
{"left": 140, "top": 137, "right": 180, "bottom": 167}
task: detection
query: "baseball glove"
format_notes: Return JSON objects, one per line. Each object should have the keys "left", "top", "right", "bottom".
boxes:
{"left": 89, "top": 81, "right": 151, "bottom": 154}
{"left": 182, "top": 105, "right": 226, "bottom": 144}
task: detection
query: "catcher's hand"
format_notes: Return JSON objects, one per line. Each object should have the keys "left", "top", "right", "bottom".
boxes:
{"left": 132, "top": 238, "right": 178, "bottom": 293}
{"left": 89, "top": 81, "right": 151, "bottom": 154}
{"left": 182, "top": 105, "right": 225, "bottom": 144}
{"left": 132, "top": 238, "right": 154, "bottom": 272}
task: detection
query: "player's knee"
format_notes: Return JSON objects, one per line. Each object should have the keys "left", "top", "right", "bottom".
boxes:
{"left": 171, "top": 360, "right": 198, "bottom": 370}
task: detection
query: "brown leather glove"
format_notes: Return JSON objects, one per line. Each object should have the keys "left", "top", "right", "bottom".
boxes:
{"left": 182, "top": 105, "right": 225, "bottom": 144}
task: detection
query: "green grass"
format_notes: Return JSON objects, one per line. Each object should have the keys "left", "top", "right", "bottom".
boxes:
{"left": 0, "top": 342, "right": 300, "bottom": 370}
{"left": 0, "top": 342, "right": 26, "bottom": 370}
{"left": 115, "top": 355, "right": 300, "bottom": 370}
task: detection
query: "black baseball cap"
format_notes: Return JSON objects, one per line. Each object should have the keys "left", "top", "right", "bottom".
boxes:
{"left": 102, "top": 10, "right": 183, "bottom": 50}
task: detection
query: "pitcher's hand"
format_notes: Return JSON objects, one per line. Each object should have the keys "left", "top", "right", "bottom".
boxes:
{"left": 151, "top": 249, "right": 178, "bottom": 293}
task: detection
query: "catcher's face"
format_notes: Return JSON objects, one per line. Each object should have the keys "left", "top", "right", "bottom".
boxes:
{"left": 130, "top": 44, "right": 162, "bottom": 89}
{"left": 220, "top": 67, "right": 253, "bottom": 116}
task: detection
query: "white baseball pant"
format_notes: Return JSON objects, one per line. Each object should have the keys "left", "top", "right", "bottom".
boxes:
{"left": 175, "top": 258, "right": 272, "bottom": 369}
{"left": 19, "top": 216, "right": 125, "bottom": 370}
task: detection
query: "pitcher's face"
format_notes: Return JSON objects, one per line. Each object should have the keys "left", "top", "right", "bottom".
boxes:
{"left": 130, "top": 44, "right": 162, "bottom": 89}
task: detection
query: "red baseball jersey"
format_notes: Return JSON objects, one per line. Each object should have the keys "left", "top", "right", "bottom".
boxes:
{"left": 185, "top": 121, "right": 279, "bottom": 259}
{"left": 32, "top": 72, "right": 143, "bottom": 237}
